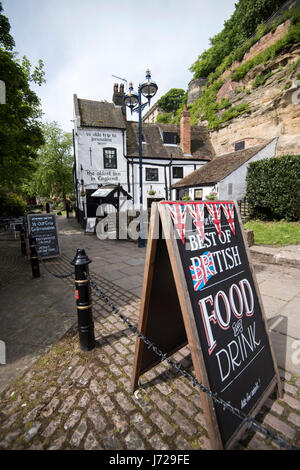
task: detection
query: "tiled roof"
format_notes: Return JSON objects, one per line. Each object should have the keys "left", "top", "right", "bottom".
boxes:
{"left": 74, "top": 94, "right": 215, "bottom": 161}
{"left": 172, "top": 141, "right": 273, "bottom": 188}
{"left": 126, "top": 121, "right": 215, "bottom": 161}
{"left": 77, "top": 98, "right": 126, "bottom": 129}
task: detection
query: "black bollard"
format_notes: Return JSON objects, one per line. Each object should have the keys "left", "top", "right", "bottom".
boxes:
{"left": 29, "top": 236, "right": 40, "bottom": 278}
{"left": 20, "top": 227, "right": 26, "bottom": 256}
{"left": 71, "top": 248, "right": 95, "bottom": 351}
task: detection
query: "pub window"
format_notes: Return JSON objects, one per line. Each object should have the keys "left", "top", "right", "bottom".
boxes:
{"left": 194, "top": 189, "right": 203, "bottom": 200}
{"left": 234, "top": 141, "right": 245, "bottom": 151}
{"left": 173, "top": 166, "right": 183, "bottom": 179}
{"left": 163, "top": 132, "right": 179, "bottom": 145}
{"left": 146, "top": 168, "right": 159, "bottom": 181}
{"left": 228, "top": 183, "right": 233, "bottom": 195}
{"left": 103, "top": 148, "right": 117, "bottom": 169}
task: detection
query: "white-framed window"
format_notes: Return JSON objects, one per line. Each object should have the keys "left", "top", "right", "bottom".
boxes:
{"left": 103, "top": 148, "right": 117, "bottom": 169}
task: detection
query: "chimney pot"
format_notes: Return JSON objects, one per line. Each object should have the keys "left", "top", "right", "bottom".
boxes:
{"left": 114, "top": 83, "right": 118, "bottom": 93}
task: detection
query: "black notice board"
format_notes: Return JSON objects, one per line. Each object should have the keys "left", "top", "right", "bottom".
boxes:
{"left": 27, "top": 213, "right": 60, "bottom": 259}
{"left": 163, "top": 201, "right": 278, "bottom": 448}
{"left": 132, "top": 201, "right": 281, "bottom": 450}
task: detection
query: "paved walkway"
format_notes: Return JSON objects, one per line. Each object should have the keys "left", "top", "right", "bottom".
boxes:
{"left": 0, "top": 216, "right": 299, "bottom": 450}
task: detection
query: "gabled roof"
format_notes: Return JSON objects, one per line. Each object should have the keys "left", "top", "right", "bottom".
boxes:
{"left": 75, "top": 95, "right": 126, "bottom": 129}
{"left": 73, "top": 94, "right": 215, "bottom": 161}
{"left": 172, "top": 140, "right": 274, "bottom": 188}
{"left": 126, "top": 121, "right": 215, "bottom": 161}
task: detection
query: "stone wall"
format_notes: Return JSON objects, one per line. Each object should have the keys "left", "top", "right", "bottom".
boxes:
{"left": 187, "top": 77, "right": 207, "bottom": 104}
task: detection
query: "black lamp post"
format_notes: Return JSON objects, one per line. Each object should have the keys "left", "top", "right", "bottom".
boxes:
{"left": 124, "top": 69, "right": 158, "bottom": 247}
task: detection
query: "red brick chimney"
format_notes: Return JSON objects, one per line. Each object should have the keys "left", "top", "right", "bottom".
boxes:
{"left": 180, "top": 104, "right": 191, "bottom": 155}
{"left": 112, "top": 83, "right": 126, "bottom": 121}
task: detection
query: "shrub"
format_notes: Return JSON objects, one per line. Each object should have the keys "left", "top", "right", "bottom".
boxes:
{"left": 205, "top": 192, "right": 218, "bottom": 201}
{"left": 246, "top": 155, "right": 300, "bottom": 221}
{"left": 0, "top": 189, "right": 27, "bottom": 216}
{"left": 157, "top": 88, "right": 185, "bottom": 113}
{"left": 156, "top": 112, "right": 173, "bottom": 124}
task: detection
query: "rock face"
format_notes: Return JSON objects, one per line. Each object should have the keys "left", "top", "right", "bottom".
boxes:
{"left": 209, "top": 45, "right": 300, "bottom": 156}
{"left": 187, "top": 78, "right": 207, "bottom": 104}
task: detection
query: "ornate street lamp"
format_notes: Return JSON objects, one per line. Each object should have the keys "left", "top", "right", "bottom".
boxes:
{"left": 124, "top": 70, "right": 158, "bottom": 247}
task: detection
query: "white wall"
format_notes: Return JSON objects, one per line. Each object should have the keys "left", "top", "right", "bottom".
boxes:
{"left": 131, "top": 160, "right": 206, "bottom": 207}
{"left": 218, "top": 138, "right": 277, "bottom": 200}
{"left": 75, "top": 124, "right": 208, "bottom": 210}
{"left": 76, "top": 127, "right": 127, "bottom": 188}
{"left": 75, "top": 127, "right": 128, "bottom": 212}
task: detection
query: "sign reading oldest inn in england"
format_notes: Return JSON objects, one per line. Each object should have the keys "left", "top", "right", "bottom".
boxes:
{"left": 132, "top": 201, "right": 281, "bottom": 449}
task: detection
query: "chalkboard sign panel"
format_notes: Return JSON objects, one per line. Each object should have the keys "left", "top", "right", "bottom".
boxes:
{"left": 27, "top": 214, "right": 60, "bottom": 259}
{"left": 132, "top": 202, "right": 281, "bottom": 450}
{"left": 131, "top": 207, "right": 187, "bottom": 382}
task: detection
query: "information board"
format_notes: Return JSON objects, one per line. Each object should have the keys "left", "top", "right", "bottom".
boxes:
{"left": 27, "top": 213, "right": 60, "bottom": 259}
{"left": 132, "top": 201, "right": 281, "bottom": 449}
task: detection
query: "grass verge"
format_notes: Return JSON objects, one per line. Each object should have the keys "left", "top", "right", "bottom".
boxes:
{"left": 244, "top": 219, "right": 300, "bottom": 246}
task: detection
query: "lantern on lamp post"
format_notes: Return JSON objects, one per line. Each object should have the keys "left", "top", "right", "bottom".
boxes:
{"left": 124, "top": 69, "right": 158, "bottom": 247}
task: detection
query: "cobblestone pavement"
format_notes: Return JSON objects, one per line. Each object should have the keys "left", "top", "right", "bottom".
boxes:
{"left": 0, "top": 217, "right": 299, "bottom": 451}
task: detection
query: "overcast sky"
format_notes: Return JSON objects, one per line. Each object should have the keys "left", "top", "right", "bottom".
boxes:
{"left": 3, "top": 0, "right": 237, "bottom": 132}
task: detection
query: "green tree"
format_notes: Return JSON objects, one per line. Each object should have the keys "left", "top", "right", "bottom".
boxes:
{"left": 25, "top": 122, "right": 73, "bottom": 209}
{"left": 157, "top": 88, "right": 185, "bottom": 113}
{"left": 0, "top": 2, "right": 45, "bottom": 190}
{"left": 0, "top": 2, "right": 14, "bottom": 50}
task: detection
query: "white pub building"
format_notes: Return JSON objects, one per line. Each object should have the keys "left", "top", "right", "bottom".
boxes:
{"left": 72, "top": 84, "right": 215, "bottom": 230}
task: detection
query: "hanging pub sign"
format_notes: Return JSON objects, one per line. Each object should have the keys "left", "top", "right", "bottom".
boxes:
{"left": 27, "top": 213, "right": 60, "bottom": 259}
{"left": 131, "top": 201, "right": 281, "bottom": 450}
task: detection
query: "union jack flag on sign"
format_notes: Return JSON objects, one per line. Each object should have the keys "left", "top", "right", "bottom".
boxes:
{"left": 187, "top": 203, "right": 205, "bottom": 241}
{"left": 206, "top": 203, "right": 222, "bottom": 236}
{"left": 189, "top": 251, "right": 217, "bottom": 291}
{"left": 221, "top": 202, "right": 235, "bottom": 235}
{"left": 167, "top": 203, "right": 187, "bottom": 244}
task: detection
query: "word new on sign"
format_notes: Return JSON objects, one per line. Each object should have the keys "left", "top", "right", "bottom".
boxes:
{"left": 131, "top": 201, "right": 281, "bottom": 450}
{"left": 27, "top": 213, "right": 60, "bottom": 259}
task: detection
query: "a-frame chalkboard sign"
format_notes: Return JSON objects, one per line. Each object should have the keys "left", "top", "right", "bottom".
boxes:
{"left": 27, "top": 213, "right": 60, "bottom": 259}
{"left": 132, "top": 201, "right": 281, "bottom": 450}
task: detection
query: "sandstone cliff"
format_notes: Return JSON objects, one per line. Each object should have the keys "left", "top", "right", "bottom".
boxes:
{"left": 209, "top": 44, "right": 300, "bottom": 156}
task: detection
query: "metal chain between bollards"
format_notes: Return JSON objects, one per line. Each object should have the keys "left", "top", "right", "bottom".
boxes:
{"left": 86, "top": 272, "right": 298, "bottom": 451}
{"left": 36, "top": 251, "right": 74, "bottom": 279}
